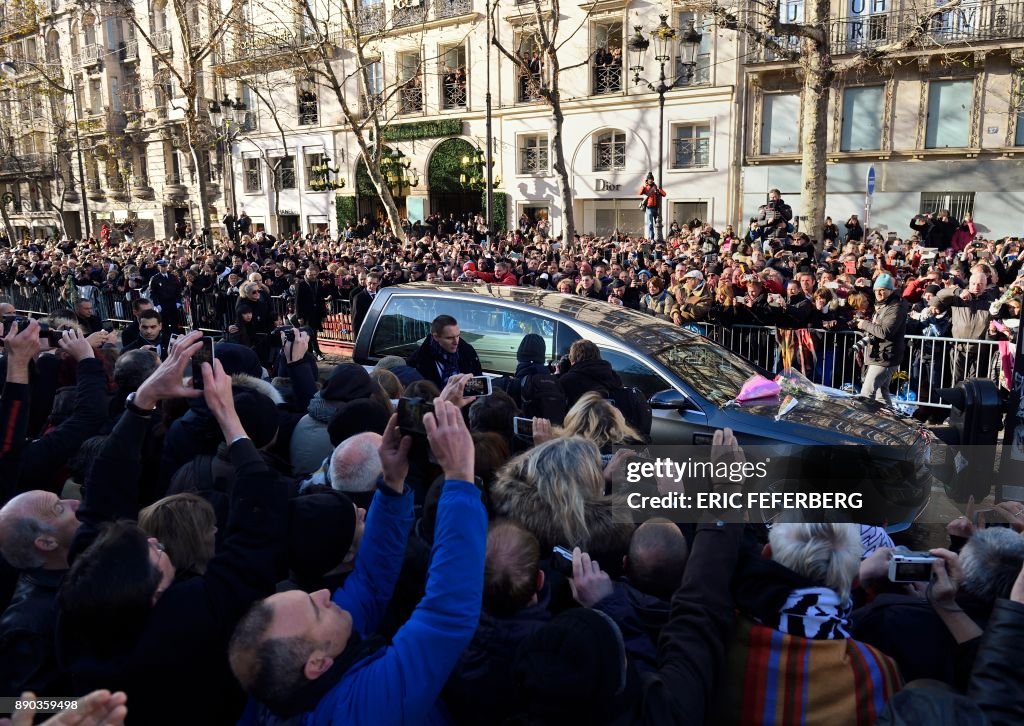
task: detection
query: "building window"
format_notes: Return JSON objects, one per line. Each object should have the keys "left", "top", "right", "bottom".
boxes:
{"left": 593, "top": 130, "right": 625, "bottom": 171}
{"left": 397, "top": 51, "right": 423, "bottom": 114}
{"left": 761, "top": 92, "right": 799, "bottom": 154}
{"left": 517, "top": 33, "right": 542, "bottom": 103}
{"left": 672, "top": 123, "right": 711, "bottom": 168}
{"left": 362, "top": 60, "right": 384, "bottom": 117}
{"left": 920, "top": 191, "right": 974, "bottom": 222}
{"left": 243, "top": 157, "right": 262, "bottom": 193}
{"left": 676, "top": 12, "right": 711, "bottom": 85}
{"left": 440, "top": 44, "right": 467, "bottom": 109}
{"left": 297, "top": 80, "right": 318, "bottom": 125}
{"left": 518, "top": 134, "right": 548, "bottom": 174}
{"left": 274, "top": 155, "right": 296, "bottom": 190}
{"left": 89, "top": 78, "right": 102, "bottom": 115}
{"left": 925, "top": 79, "right": 972, "bottom": 149}
{"left": 304, "top": 149, "right": 326, "bottom": 189}
{"left": 840, "top": 86, "right": 883, "bottom": 151}
{"left": 592, "top": 21, "right": 622, "bottom": 95}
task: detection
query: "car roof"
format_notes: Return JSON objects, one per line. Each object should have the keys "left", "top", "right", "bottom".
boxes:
{"left": 390, "top": 282, "right": 702, "bottom": 353}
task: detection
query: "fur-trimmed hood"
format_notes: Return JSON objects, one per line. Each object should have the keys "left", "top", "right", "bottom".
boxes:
{"left": 231, "top": 373, "right": 285, "bottom": 405}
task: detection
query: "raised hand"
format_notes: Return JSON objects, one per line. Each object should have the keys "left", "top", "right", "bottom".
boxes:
{"left": 58, "top": 328, "right": 95, "bottom": 362}
{"left": 379, "top": 413, "right": 412, "bottom": 493}
{"left": 569, "top": 547, "right": 614, "bottom": 608}
{"left": 440, "top": 373, "right": 477, "bottom": 409}
{"left": 132, "top": 331, "right": 204, "bottom": 410}
{"left": 423, "top": 398, "right": 474, "bottom": 483}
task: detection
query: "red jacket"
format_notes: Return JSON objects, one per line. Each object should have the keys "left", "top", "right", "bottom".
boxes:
{"left": 473, "top": 270, "right": 519, "bottom": 286}
{"left": 640, "top": 183, "right": 667, "bottom": 208}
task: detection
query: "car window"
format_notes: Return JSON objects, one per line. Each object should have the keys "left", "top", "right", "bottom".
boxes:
{"left": 369, "top": 294, "right": 569, "bottom": 374}
{"left": 654, "top": 340, "right": 760, "bottom": 408}
{"left": 599, "top": 348, "right": 673, "bottom": 399}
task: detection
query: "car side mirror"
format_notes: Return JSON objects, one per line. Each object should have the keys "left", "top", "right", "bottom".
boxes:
{"left": 649, "top": 389, "right": 689, "bottom": 410}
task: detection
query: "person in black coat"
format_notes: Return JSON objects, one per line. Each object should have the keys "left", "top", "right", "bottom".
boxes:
{"left": 294, "top": 266, "right": 328, "bottom": 360}
{"left": 55, "top": 334, "right": 288, "bottom": 726}
{"left": 73, "top": 298, "right": 103, "bottom": 334}
{"left": 557, "top": 339, "right": 623, "bottom": 408}
{"left": 351, "top": 272, "right": 381, "bottom": 339}
{"left": 148, "top": 260, "right": 183, "bottom": 332}
{"left": 407, "top": 314, "right": 483, "bottom": 388}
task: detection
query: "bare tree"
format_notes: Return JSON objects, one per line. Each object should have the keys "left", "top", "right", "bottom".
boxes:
{"left": 698, "top": 0, "right": 963, "bottom": 242}
{"left": 490, "top": 0, "right": 595, "bottom": 244}
{"left": 113, "top": 0, "right": 244, "bottom": 237}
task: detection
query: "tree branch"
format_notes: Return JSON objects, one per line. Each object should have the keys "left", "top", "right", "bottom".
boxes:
{"left": 705, "top": 6, "right": 801, "bottom": 62}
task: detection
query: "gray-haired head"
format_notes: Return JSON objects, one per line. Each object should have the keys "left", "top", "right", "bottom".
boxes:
{"left": 960, "top": 527, "right": 1024, "bottom": 606}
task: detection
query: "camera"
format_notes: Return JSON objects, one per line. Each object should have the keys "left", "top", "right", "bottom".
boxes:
{"left": 2, "top": 315, "right": 55, "bottom": 345}
{"left": 888, "top": 552, "right": 939, "bottom": 583}
{"left": 273, "top": 325, "right": 295, "bottom": 342}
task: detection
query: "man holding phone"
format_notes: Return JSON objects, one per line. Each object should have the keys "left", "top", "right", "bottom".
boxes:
{"left": 407, "top": 314, "right": 482, "bottom": 388}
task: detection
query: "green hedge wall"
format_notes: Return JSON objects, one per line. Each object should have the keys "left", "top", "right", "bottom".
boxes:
{"left": 489, "top": 191, "right": 509, "bottom": 233}
{"left": 378, "top": 119, "right": 463, "bottom": 142}
{"left": 336, "top": 196, "right": 357, "bottom": 230}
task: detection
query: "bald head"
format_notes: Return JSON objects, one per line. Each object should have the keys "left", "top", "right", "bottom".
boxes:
{"left": 625, "top": 519, "right": 689, "bottom": 601}
{"left": 328, "top": 432, "right": 383, "bottom": 494}
{"left": 968, "top": 272, "right": 988, "bottom": 296}
{"left": 0, "top": 490, "right": 81, "bottom": 570}
{"left": 0, "top": 302, "right": 15, "bottom": 317}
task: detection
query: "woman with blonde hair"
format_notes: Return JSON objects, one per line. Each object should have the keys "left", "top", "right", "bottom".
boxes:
{"left": 560, "top": 392, "right": 643, "bottom": 454}
{"left": 489, "top": 436, "right": 607, "bottom": 551}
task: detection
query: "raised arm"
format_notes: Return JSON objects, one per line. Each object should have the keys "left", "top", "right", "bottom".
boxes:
{"left": 199, "top": 356, "right": 290, "bottom": 626}
{"left": 16, "top": 330, "right": 108, "bottom": 494}
{"left": 71, "top": 332, "right": 205, "bottom": 563}
{"left": 343, "top": 400, "right": 486, "bottom": 723}
{"left": 0, "top": 320, "right": 39, "bottom": 501}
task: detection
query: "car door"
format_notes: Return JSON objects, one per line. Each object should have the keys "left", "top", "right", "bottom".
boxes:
{"left": 597, "top": 347, "right": 712, "bottom": 445}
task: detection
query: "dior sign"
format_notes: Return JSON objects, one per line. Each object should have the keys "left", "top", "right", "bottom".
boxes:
{"left": 595, "top": 179, "right": 622, "bottom": 192}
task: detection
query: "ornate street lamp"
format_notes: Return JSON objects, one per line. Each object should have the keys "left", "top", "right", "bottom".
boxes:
{"left": 629, "top": 16, "right": 703, "bottom": 243}
{"left": 208, "top": 94, "right": 249, "bottom": 216}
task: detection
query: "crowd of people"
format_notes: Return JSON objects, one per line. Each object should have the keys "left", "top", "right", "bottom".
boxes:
{"left": 1, "top": 205, "right": 1024, "bottom": 723}
{"left": 2, "top": 195, "right": 1020, "bottom": 412}
{"left": 0, "top": 298, "right": 1023, "bottom": 724}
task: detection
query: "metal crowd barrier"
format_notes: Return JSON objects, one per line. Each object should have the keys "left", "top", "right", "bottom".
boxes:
{"left": 1, "top": 285, "right": 357, "bottom": 344}
{"left": 687, "top": 323, "right": 1003, "bottom": 411}
{"left": 1, "top": 283, "right": 1003, "bottom": 407}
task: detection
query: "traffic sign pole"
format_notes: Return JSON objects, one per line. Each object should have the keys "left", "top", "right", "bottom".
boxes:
{"left": 865, "top": 166, "right": 876, "bottom": 232}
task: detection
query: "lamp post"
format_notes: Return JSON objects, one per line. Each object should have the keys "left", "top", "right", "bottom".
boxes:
{"left": 460, "top": 148, "right": 499, "bottom": 196}
{"left": 207, "top": 94, "right": 248, "bottom": 220}
{"left": 628, "top": 16, "right": 702, "bottom": 244}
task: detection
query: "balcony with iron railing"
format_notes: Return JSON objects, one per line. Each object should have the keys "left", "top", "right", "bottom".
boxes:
{"left": 152, "top": 30, "right": 172, "bottom": 52}
{"left": 398, "top": 85, "right": 423, "bottom": 114}
{"left": 0, "top": 153, "right": 54, "bottom": 178}
{"left": 442, "top": 76, "right": 467, "bottom": 109}
{"left": 357, "top": 3, "right": 386, "bottom": 34}
{"left": 77, "top": 44, "right": 102, "bottom": 68}
{"left": 519, "top": 147, "right": 548, "bottom": 174}
{"left": 393, "top": 0, "right": 428, "bottom": 27}
{"left": 592, "top": 63, "right": 622, "bottom": 95}
{"left": 0, "top": 10, "right": 37, "bottom": 42}
{"left": 753, "top": 1, "right": 1024, "bottom": 62}
{"left": 433, "top": 0, "right": 473, "bottom": 20}
{"left": 518, "top": 72, "right": 542, "bottom": 103}
{"left": 671, "top": 137, "right": 711, "bottom": 170}
{"left": 120, "top": 40, "right": 139, "bottom": 62}
{"left": 360, "top": 92, "right": 384, "bottom": 119}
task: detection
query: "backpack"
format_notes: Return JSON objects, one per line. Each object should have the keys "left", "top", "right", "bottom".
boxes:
{"left": 607, "top": 385, "right": 653, "bottom": 441}
{"left": 520, "top": 373, "right": 568, "bottom": 425}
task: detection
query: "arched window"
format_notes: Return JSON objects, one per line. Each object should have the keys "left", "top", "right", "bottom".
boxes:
{"left": 593, "top": 130, "right": 625, "bottom": 171}
{"left": 83, "top": 13, "right": 96, "bottom": 46}
{"left": 46, "top": 29, "right": 60, "bottom": 63}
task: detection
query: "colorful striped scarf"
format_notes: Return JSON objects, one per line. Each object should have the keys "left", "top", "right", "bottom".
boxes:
{"left": 716, "top": 616, "right": 903, "bottom": 726}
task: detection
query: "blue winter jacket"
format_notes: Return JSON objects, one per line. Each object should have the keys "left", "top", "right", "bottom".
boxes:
{"left": 306, "top": 480, "right": 487, "bottom": 726}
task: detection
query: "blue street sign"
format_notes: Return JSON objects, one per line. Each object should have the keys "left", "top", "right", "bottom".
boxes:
{"left": 866, "top": 166, "right": 876, "bottom": 196}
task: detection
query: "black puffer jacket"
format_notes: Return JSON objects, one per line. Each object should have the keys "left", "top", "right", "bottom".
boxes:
{"left": 968, "top": 598, "right": 1024, "bottom": 725}
{"left": 558, "top": 358, "right": 623, "bottom": 408}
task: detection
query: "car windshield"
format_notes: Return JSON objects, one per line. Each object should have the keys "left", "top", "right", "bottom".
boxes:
{"left": 653, "top": 340, "right": 762, "bottom": 407}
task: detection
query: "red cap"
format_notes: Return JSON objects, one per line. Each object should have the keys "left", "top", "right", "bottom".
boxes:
{"left": 462, "top": 261, "right": 477, "bottom": 272}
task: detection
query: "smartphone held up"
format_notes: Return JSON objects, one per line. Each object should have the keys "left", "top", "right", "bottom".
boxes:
{"left": 191, "top": 337, "right": 215, "bottom": 389}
